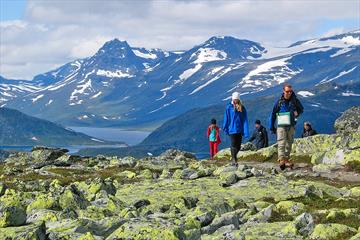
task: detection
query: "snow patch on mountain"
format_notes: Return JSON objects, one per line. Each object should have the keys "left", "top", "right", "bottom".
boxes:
{"left": 96, "top": 69, "right": 133, "bottom": 78}
{"left": 45, "top": 99, "right": 53, "bottom": 106}
{"left": 69, "top": 80, "right": 94, "bottom": 105}
{"left": 297, "top": 91, "right": 315, "bottom": 97}
{"left": 191, "top": 48, "right": 227, "bottom": 64}
{"left": 239, "top": 57, "right": 301, "bottom": 88}
{"left": 341, "top": 91, "right": 360, "bottom": 97}
{"left": 262, "top": 35, "right": 360, "bottom": 59}
{"left": 32, "top": 94, "right": 44, "bottom": 103}
{"left": 149, "top": 100, "right": 177, "bottom": 114}
{"left": 91, "top": 91, "right": 102, "bottom": 99}
{"left": 133, "top": 49, "right": 157, "bottom": 59}
{"left": 176, "top": 64, "right": 202, "bottom": 84}
{"left": 190, "top": 66, "right": 233, "bottom": 95}
{"left": 317, "top": 66, "right": 357, "bottom": 85}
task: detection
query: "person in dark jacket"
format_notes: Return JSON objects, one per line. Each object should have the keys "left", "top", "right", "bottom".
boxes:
{"left": 270, "top": 83, "right": 304, "bottom": 170}
{"left": 248, "top": 120, "right": 269, "bottom": 149}
{"left": 301, "top": 121, "right": 317, "bottom": 138}
{"left": 223, "top": 92, "right": 249, "bottom": 166}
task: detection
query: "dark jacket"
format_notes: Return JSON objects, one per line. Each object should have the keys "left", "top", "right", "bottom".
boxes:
{"left": 301, "top": 128, "right": 317, "bottom": 138}
{"left": 223, "top": 103, "right": 249, "bottom": 137}
{"left": 248, "top": 125, "right": 269, "bottom": 149}
{"left": 270, "top": 93, "right": 304, "bottom": 130}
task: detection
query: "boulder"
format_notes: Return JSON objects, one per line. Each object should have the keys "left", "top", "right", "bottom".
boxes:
{"left": 310, "top": 223, "right": 357, "bottom": 240}
{"left": 293, "top": 212, "right": 315, "bottom": 236}
{"left": 0, "top": 204, "right": 26, "bottom": 227}
{"left": 334, "top": 106, "right": 360, "bottom": 134}
{"left": 0, "top": 222, "right": 46, "bottom": 240}
{"left": 31, "top": 146, "right": 68, "bottom": 163}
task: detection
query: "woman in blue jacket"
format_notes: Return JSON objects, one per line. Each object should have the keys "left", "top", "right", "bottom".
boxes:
{"left": 222, "top": 92, "right": 249, "bottom": 166}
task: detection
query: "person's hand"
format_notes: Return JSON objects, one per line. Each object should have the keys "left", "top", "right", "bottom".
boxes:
{"left": 294, "top": 111, "right": 299, "bottom": 117}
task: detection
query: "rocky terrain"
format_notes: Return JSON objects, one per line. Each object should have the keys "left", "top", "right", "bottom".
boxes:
{"left": 0, "top": 107, "right": 359, "bottom": 239}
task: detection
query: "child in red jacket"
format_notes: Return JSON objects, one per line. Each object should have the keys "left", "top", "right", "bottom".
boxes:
{"left": 207, "top": 118, "right": 221, "bottom": 160}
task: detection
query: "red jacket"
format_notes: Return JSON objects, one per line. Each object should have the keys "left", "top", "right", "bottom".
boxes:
{"left": 207, "top": 125, "right": 221, "bottom": 144}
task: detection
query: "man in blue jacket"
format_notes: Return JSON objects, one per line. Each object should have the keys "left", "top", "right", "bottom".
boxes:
{"left": 223, "top": 92, "right": 249, "bottom": 166}
{"left": 270, "top": 83, "right": 304, "bottom": 170}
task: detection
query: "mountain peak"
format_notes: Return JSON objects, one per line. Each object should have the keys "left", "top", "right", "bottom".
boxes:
{"left": 98, "top": 38, "right": 131, "bottom": 53}
{"left": 193, "top": 35, "right": 265, "bottom": 60}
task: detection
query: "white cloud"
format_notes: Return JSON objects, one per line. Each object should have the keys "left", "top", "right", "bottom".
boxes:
{"left": 0, "top": 0, "right": 359, "bottom": 79}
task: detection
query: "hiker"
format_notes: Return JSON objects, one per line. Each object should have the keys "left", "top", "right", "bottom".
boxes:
{"left": 248, "top": 119, "right": 269, "bottom": 149}
{"left": 270, "top": 83, "right": 304, "bottom": 170}
{"left": 223, "top": 92, "right": 249, "bottom": 166}
{"left": 207, "top": 118, "right": 221, "bottom": 160}
{"left": 301, "top": 121, "right": 317, "bottom": 138}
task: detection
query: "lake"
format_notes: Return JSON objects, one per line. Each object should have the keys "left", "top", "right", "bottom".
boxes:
{"left": 0, "top": 127, "right": 209, "bottom": 159}
{"left": 68, "top": 127, "right": 151, "bottom": 146}
{"left": 0, "top": 127, "right": 151, "bottom": 154}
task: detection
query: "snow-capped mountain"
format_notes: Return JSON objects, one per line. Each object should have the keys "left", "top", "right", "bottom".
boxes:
{"left": 0, "top": 75, "right": 41, "bottom": 106}
{"left": 2, "top": 31, "right": 359, "bottom": 127}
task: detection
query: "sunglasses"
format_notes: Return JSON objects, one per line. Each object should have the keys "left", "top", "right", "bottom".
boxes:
{"left": 284, "top": 90, "right": 293, "bottom": 94}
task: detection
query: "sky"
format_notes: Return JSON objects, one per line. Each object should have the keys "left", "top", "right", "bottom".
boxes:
{"left": 0, "top": 0, "right": 359, "bottom": 79}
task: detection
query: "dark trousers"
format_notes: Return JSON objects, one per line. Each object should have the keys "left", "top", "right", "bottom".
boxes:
{"left": 230, "top": 133, "right": 242, "bottom": 162}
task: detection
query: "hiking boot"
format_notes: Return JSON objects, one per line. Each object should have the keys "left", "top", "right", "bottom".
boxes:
{"left": 279, "top": 159, "right": 286, "bottom": 171}
{"left": 230, "top": 147, "right": 238, "bottom": 167}
{"left": 284, "top": 160, "right": 294, "bottom": 169}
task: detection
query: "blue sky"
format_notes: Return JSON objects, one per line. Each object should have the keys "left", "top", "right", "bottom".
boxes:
{"left": 0, "top": 0, "right": 359, "bottom": 79}
{"left": 0, "top": 0, "right": 27, "bottom": 21}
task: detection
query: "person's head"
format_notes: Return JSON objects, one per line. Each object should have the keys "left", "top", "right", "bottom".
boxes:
{"left": 211, "top": 118, "right": 217, "bottom": 126}
{"left": 232, "top": 92, "right": 240, "bottom": 103}
{"left": 304, "top": 121, "right": 312, "bottom": 130}
{"left": 283, "top": 83, "right": 293, "bottom": 100}
{"left": 255, "top": 119, "right": 261, "bottom": 129}
{"left": 231, "top": 92, "right": 242, "bottom": 111}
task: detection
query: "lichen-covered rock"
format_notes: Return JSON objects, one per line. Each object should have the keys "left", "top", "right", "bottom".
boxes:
{"left": 238, "top": 221, "right": 301, "bottom": 240}
{"left": 31, "top": 146, "right": 68, "bottom": 163}
{"left": 0, "top": 204, "right": 26, "bottom": 227}
{"left": 310, "top": 223, "right": 357, "bottom": 240}
{"left": 247, "top": 204, "right": 274, "bottom": 223}
{"left": 139, "top": 169, "right": 154, "bottom": 179}
{"left": 26, "top": 209, "right": 60, "bottom": 223}
{"left": 275, "top": 201, "right": 305, "bottom": 216}
{"left": 118, "top": 156, "right": 137, "bottom": 167}
{"left": 0, "top": 221, "right": 46, "bottom": 240}
{"left": 0, "top": 182, "right": 6, "bottom": 197}
{"left": 334, "top": 106, "right": 360, "bottom": 134}
{"left": 325, "top": 208, "right": 359, "bottom": 221}
{"left": 293, "top": 212, "right": 315, "bottom": 237}
{"left": 117, "top": 170, "right": 136, "bottom": 179}
{"left": 350, "top": 186, "right": 360, "bottom": 197}
{"left": 200, "top": 209, "right": 246, "bottom": 235}
{"left": 59, "top": 185, "right": 89, "bottom": 210}
{"left": 75, "top": 178, "right": 116, "bottom": 201}
{"left": 26, "top": 193, "right": 59, "bottom": 213}
{"left": 105, "top": 218, "right": 184, "bottom": 240}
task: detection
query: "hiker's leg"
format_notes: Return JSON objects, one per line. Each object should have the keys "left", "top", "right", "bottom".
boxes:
{"left": 230, "top": 134, "right": 238, "bottom": 165}
{"left": 213, "top": 142, "right": 218, "bottom": 156}
{"left": 285, "top": 126, "right": 295, "bottom": 159}
{"left": 277, "top": 127, "right": 286, "bottom": 161}
{"left": 209, "top": 142, "right": 214, "bottom": 159}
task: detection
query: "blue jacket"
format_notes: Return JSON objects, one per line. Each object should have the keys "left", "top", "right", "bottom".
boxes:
{"left": 222, "top": 103, "right": 249, "bottom": 137}
{"left": 270, "top": 93, "right": 304, "bottom": 130}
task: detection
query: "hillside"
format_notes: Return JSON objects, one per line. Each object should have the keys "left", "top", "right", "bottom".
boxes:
{"left": 0, "top": 108, "right": 121, "bottom": 146}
